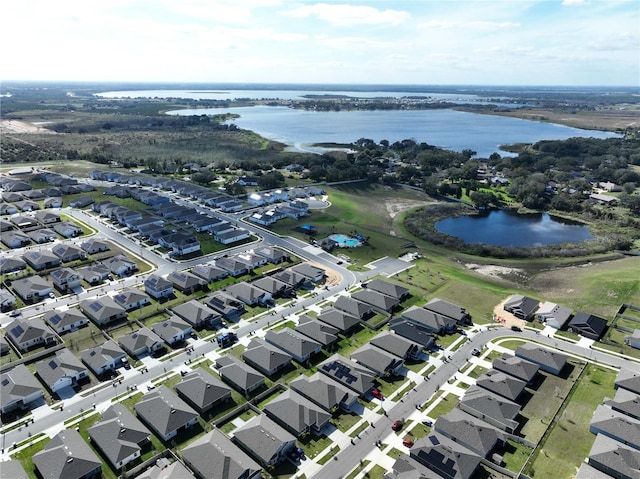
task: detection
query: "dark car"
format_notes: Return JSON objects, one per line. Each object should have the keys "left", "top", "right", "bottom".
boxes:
{"left": 511, "top": 325, "right": 522, "bottom": 332}
{"left": 392, "top": 420, "right": 403, "bottom": 431}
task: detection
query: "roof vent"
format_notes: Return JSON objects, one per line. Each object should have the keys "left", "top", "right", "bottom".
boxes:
{"left": 67, "top": 457, "right": 74, "bottom": 463}
{"left": 170, "top": 409, "right": 176, "bottom": 414}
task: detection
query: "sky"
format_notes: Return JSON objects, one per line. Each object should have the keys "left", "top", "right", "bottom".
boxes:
{"left": 3, "top": 0, "right": 639, "bottom": 86}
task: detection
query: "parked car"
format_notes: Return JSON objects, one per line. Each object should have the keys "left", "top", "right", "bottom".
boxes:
{"left": 511, "top": 325, "right": 522, "bottom": 332}
{"left": 9, "top": 310, "right": 22, "bottom": 317}
{"left": 421, "top": 419, "right": 433, "bottom": 427}
{"left": 471, "top": 348, "right": 481, "bottom": 356}
{"left": 392, "top": 420, "right": 403, "bottom": 431}
{"left": 403, "top": 438, "right": 414, "bottom": 447}
{"left": 371, "top": 389, "right": 384, "bottom": 400}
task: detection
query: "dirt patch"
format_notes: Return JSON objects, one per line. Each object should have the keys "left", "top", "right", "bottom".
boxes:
{"left": 385, "top": 198, "right": 435, "bottom": 219}
{"left": 0, "top": 119, "right": 57, "bottom": 134}
{"left": 465, "top": 263, "right": 528, "bottom": 282}
{"left": 306, "top": 260, "right": 342, "bottom": 287}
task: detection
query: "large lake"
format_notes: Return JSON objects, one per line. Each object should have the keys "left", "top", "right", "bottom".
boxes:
{"left": 166, "top": 105, "right": 618, "bottom": 157}
{"left": 435, "top": 209, "right": 594, "bottom": 247}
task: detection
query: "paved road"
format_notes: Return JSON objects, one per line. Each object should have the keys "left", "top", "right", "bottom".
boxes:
{"left": 310, "top": 327, "right": 639, "bottom": 479}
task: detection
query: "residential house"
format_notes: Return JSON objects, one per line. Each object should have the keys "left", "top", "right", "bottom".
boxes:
{"left": 492, "top": 354, "right": 539, "bottom": 385}
{"left": 143, "top": 274, "right": 174, "bottom": 299}
{"left": 589, "top": 405, "right": 640, "bottom": 450}
{"left": 225, "top": 281, "right": 271, "bottom": 306}
{"left": 317, "top": 308, "right": 361, "bottom": 334}
{"left": 351, "top": 289, "right": 399, "bottom": 313}
{"left": 6, "top": 317, "right": 56, "bottom": 351}
{"left": 233, "top": 414, "right": 296, "bottom": 467}
{"left": 215, "top": 355, "right": 266, "bottom": 395}
{"left": 44, "top": 308, "right": 89, "bottom": 334}
{"left": 0, "top": 461, "right": 29, "bottom": 479}
{"left": 106, "top": 254, "right": 138, "bottom": 277}
{"left": 80, "top": 297, "right": 127, "bottom": 326}
{"left": 604, "top": 388, "right": 640, "bottom": 420}
{"left": 475, "top": 369, "right": 527, "bottom": 402}
{"left": 625, "top": 329, "right": 640, "bottom": 350}
{"left": 318, "top": 354, "right": 376, "bottom": 397}
{"left": 0, "top": 288, "right": 17, "bottom": 312}
{"left": 152, "top": 316, "right": 192, "bottom": 346}
{"left": 119, "top": 327, "right": 164, "bottom": 358}
{"left": 515, "top": 342, "right": 568, "bottom": 376}
{"left": 459, "top": 386, "right": 521, "bottom": 433}
{"left": 34, "top": 210, "right": 60, "bottom": 224}
{"left": 174, "top": 368, "right": 232, "bottom": 414}
{"left": 586, "top": 433, "right": 640, "bottom": 479}
{"left": 50, "top": 267, "right": 83, "bottom": 292}
{"left": 136, "top": 458, "right": 194, "bottom": 479}
{"left": 0, "top": 364, "right": 44, "bottom": 415}
{"left": 12, "top": 275, "right": 54, "bottom": 302}
{"left": 291, "top": 263, "right": 325, "bottom": 283}
{"left": 35, "top": 348, "right": 88, "bottom": 393}
{"left": 397, "top": 306, "right": 457, "bottom": 335}
{"left": 52, "top": 221, "right": 83, "bottom": 238}
{"left": 81, "top": 340, "right": 128, "bottom": 377}
{"left": 535, "top": 301, "right": 573, "bottom": 329}
{"left": 410, "top": 433, "right": 481, "bottom": 479}
{"left": 215, "top": 256, "right": 251, "bottom": 277}
{"left": 134, "top": 385, "right": 199, "bottom": 441}
{"left": 33, "top": 429, "right": 102, "bottom": 479}
{"left": 88, "top": 404, "right": 151, "bottom": 470}
{"left": 503, "top": 294, "right": 540, "bottom": 321}
{"left": 615, "top": 369, "right": 640, "bottom": 395}
{"left": 22, "top": 250, "right": 61, "bottom": 270}
{"left": 181, "top": 429, "right": 262, "bottom": 479}
{"left": 254, "top": 246, "right": 289, "bottom": 264}
{"left": 365, "top": 279, "right": 410, "bottom": 302}
{"left": 0, "top": 257, "right": 26, "bottom": 274}
{"left": 28, "top": 228, "right": 57, "bottom": 244}
{"left": 0, "top": 202, "right": 18, "bottom": 215}
{"left": 350, "top": 344, "right": 403, "bottom": 377}
{"left": 385, "top": 456, "right": 445, "bottom": 479}
{"left": 264, "top": 389, "right": 332, "bottom": 437}
{"left": 290, "top": 372, "right": 358, "bottom": 412}
{"left": 370, "top": 331, "right": 422, "bottom": 360}
{"left": 272, "top": 269, "right": 310, "bottom": 289}
{"left": 295, "top": 316, "right": 339, "bottom": 350}
{"left": 1, "top": 231, "right": 31, "bottom": 249}
{"left": 78, "top": 264, "right": 111, "bottom": 285}
{"left": 68, "top": 196, "right": 95, "bottom": 208}
{"left": 236, "top": 252, "right": 268, "bottom": 269}
{"left": 80, "top": 238, "right": 111, "bottom": 254}
{"left": 568, "top": 312, "right": 608, "bottom": 340}
{"left": 43, "top": 197, "right": 63, "bottom": 208}
{"left": 424, "top": 297, "right": 473, "bottom": 325}
{"left": 434, "top": 409, "right": 506, "bottom": 458}
{"left": 265, "top": 329, "right": 322, "bottom": 363}
{"left": 113, "top": 287, "right": 151, "bottom": 311}
{"left": 334, "top": 296, "right": 373, "bottom": 320}
{"left": 215, "top": 228, "right": 250, "bottom": 245}
{"left": 167, "top": 271, "right": 206, "bottom": 294}
{"left": 15, "top": 199, "right": 40, "bottom": 212}
{"left": 10, "top": 214, "right": 39, "bottom": 228}
{"left": 242, "top": 338, "right": 293, "bottom": 377}
{"left": 159, "top": 232, "right": 201, "bottom": 256}
{"left": 172, "top": 299, "right": 222, "bottom": 329}
{"left": 190, "top": 264, "right": 228, "bottom": 283}
{"left": 204, "top": 292, "right": 246, "bottom": 319}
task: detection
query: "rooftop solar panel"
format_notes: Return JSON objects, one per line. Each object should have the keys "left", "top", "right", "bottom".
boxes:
{"left": 10, "top": 325, "right": 24, "bottom": 337}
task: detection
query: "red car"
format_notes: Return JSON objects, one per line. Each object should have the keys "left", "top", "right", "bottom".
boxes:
{"left": 403, "top": 438, "right": 414, "bottom": 447}
{"left": 392, "top": 420, "right": 403, "bottom": 431}
{"left": 371, "top": 389, "right": 383, "bottom": 400}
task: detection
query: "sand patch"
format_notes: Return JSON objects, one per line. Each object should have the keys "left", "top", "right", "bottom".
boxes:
{"left": 465, "top": 263, "right": 525, "bottom": 279}
{"left": 0, "top": 119, "right": 57, "bottom": 134}
{"left": 385, "top": 198, "right": 434, "bottom": 218}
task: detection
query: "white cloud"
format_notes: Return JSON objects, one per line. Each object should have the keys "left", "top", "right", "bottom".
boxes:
{"left": 281, "top": 3, "right": 410, "bottom": 27}
{"left": 562, "top": 0, "right": 590, "bottom": 6}
{"left": 420, "top": 20, "right": 520, "bottom": 30}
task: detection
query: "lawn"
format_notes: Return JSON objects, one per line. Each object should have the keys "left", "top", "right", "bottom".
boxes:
{"left": 426, "top": 393, "right": 458, "bottom": 419}
{"left": 523, "top": 364, "right": 616, "bottom": 479}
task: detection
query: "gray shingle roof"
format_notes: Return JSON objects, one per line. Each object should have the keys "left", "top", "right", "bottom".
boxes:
{"left": 604, "top": 387, "right": 640, "bottom": 420}
{"left": 587, "top": 433, "right": 640, "bottom": 479}
{"left": 424, "top": 297, "right": 470, "bottom": 323}
{"left": 433, "top": 409, "right": 505, "bottom": 458}
{"left": 351, "top": 289, "right": 399, "bottom": 311}
{"left": 333, "top": 296, "right": 371, "bottom": 318}
{"left": 515, "top": 342, "right": 568, "bottom": 375}
{"left": 459, "top": 386, "right": 520, "bottom": 432}
{"left": 265, "top": 328, "right": 322, "bottom": 361}
{"left": 590, "top": 404, "right": 640, "bottom": 450}
{"left": 134, "top": 385, "right": 198, "bottom": 438}
{"left": 365, "top": 279, "right": 409, "bottom": 300}
{"left": 410, "top": 432, "right": 481, "bottom": 479}
{"left": 290, "top": 372, "right": 358, "bottom": 411}
{"left": 295, "top": 315, "right": 339, "bottom": 346}
{"left": 172, "top": 299, "right": 221, "bottom": 327}
{"left": 350, "top": 344, "right": 403, "bottom": 376}
{"left": 33, "top": 429, "right": 102, "bottom": 479}
{"left": 264, "top": 389, "right": 332, "bottom": 436}
{"left": 35, "top": 349, "right": 87, "bottom": 390}
{"left": 175, "top": 368, "right": 231, "bottom": 412}
{"left": 492, "top": 354, "right": 539, "bottom": 384}
{"left": 0, "top": 364, "right": 43, "bottom": 411}
{"left": 475, "top": 369, "right": 527, "bottom": 401}
{"left": 152, "top": 316, "right": 192, "bottom": 344}
{"left": 80, "top": 340, "right": 127, "bottom": 375}
{"left": 616, "top": 368, "right": 640, "bottom": 395}
{"left": 181, "top": 429, "right": 261, "bottom": 479}
{"left": 370, "top": 331, "right": 421, "bottom": 359}
{"left": 318, "top": 354, "right": 376, "bottom": 395}
{"left": 88, "top": 404, "right": 151, "bottom": 468}
{"left": 216, "top": 355, "right": 265, "bottom": 393}
{"left": 317, "top": 307, "right": 360, "bottom": 332}
{"left": 233, "top": 414, "right": 296, "bottom": 466}
{"left": 242, "top": 338, "right": 292, "bottom": 376}
{"left": 118, "top": 327, "right": 163, "bottom": 356}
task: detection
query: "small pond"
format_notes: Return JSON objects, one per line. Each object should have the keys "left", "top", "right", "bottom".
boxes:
{"left": 434, "top": 209, "right": 594, "bottom": 247}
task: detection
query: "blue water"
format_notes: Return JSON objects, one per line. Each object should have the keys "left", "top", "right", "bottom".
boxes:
{"left": 330, "top": 234, "right": 362, "bottom": 247}
{"left": 167, "top": 105, "right": 619, "bottom": 157}
{"left": 435, "top": 209, "right": 594, "bottom": 247}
